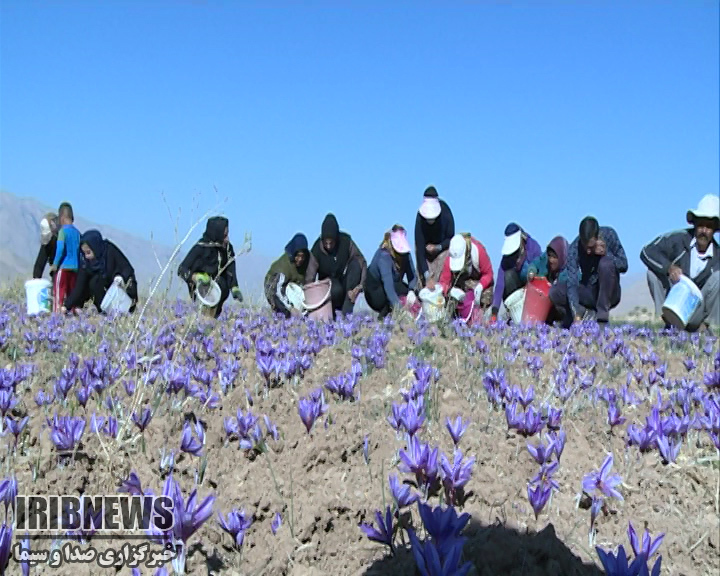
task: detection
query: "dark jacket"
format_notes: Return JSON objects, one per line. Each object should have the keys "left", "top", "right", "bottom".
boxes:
{"left": 65, "top": 239, "right": 138, "bottom": 310}
{"left": 33, "top": 237, "right": 57, "bottom": 279}
{"left": 566, "top": 225, "right": 628, "bottom": 318}
{"left": 414, "top": 200, "right": 455, "bottom": 279}
{"left": 641, "top": 228, "right": 719, "bottom": 291}
{"left": 366, "top": 247, "right": 418, "bottom": 308}
{"left": 265, "top": 234, "right": 309, "bottom": 307}
{"left": 305, "top": 214, "right": 367, "bottom": 286}
{"left": 178, "top": 217, "right": 240, "bottom": 290}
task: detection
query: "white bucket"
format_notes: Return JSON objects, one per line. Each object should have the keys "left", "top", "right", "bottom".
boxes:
{"left": 196, "top": 280, "right": 221, "bottom": 308}
{"left": 25, "top": 279, "right": 52, "bottom": 315}
{"left": 418, "top": 286, "right": 446, "bottom": 323}
{"left": 662, "top": 275, "right": 703, "bottom": 329}
{"left": 101, "top": 283, "right": 133, "bottom": 314}
{"left": 504, "top": 288, "right": 526, "bottom": 324}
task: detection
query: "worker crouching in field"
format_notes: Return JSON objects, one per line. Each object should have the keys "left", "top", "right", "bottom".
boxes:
{"left": 640, "top": 194, "right": 719, "bottom": 332}
{"left": 439, "top": 233, "right": 494, "bottom": 325}
{"left": 265, "top": 233, "right": 309, "bottom": 318}
{"left": 527, "top": 235, "right": 570, "bottom": 325}
{"left": 63, "top": 229, "right": 139, "bottom": 314}
{"left": 364, "top": 225, "right": 420, "bottom": 318}
{"left": 414, "top": 186, "right": 455, "bottom": 290}
{"left": 305, "top": 213, "right": 367, "bottom": 317}
{"left": 33, "top": 212, "right": 59, "bottom": 280}
{"left": 178, "top": 216, "right": 243, "bottom": 318}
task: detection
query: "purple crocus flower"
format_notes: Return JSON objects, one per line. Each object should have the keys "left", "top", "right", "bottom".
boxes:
{"left": 440, "top": 450, "right": 475, "bottom": 505}
{"left": 271, "top": 512, "right": 282, "bottom": 535}
{"left": 416, "top": 501, "right": 471, "bottom": 554}
{"left": 608, "top": 401, "right": 626, "bottom": 429}
{"left": 132, "top": 407, "right": 153, "bottom": 432}
{"left": 655, "top": 434, "right": 681, "bottom": 465}
{"left": 180, "top": 420, "right": 205, "bottom": 456}
{"left": 590, "top": 496, "right": 603, "bottom": 533}
{"left": 359, "top": 506, "right": 395, "bottom": 552}
{"left": 595, "top": 544, "right": 660, "bottom": 576}
{"left": 545, "top": 406, "right": 563, "bottom": 431}
{"left": 582, "top": 453, "right": 623, "bottom": 501}
{"left": 118, "top": 471, "right": 144, "bottom": 496}
{"left": 445, "top": 415, "right": 468, "bottom": 446}
{"left": 527, "top": 483, "right": 552, "bottom": 520}
{"left": 0, "top": 523, "right": 12, "bottom": 574}
{"left": 0, "top": 476, "right": 17, "bottom": 518}
{"left": 400, "top": 398, "right": 425, "bottom": 437}
{"left": 398, "top": 435, "right": 439, "bottom": 490}
{"left": 527, "top": 437, "right": 555, "bottom": 465}
{"left": 627, "top": 522, "right": 664, "bottom": 560}
{"left": 48, "top": 414, "right": 85, "bottom": 453}
{"left": 389, "top": 474, "right": 419, "bottom": 509}
{"left": 0, "top": 391, "right": 17, "bottom": 418}
{"left": 4, "top": 416, "right": 28, "bottom": 444}
{"left": 548, "top": 429, "right": 566, "bottom": 460}
{"left": 297, "top": 389, "right": 328, "bottom": 434}
{"left": 625, "top": 425, "right": 656, "bottom": 453}
{"left": 530, "top": 461, "right": 560, "bottom": 492}
{"left": 217, "top": 508, "right": 253, "bottom": 548}
{"left": 406, "top": 528, "right": 473, "bottom": 576}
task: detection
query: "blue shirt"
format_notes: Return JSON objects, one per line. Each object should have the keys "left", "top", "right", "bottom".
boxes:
{"left": 53, "top": 224, "right": 81, "bottom": 270}
{"left": 368, "top": 248, "right": 418, "bottom": 307}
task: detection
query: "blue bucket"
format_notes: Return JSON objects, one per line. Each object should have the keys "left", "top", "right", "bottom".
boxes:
{"left": 662, "top": 275, "right": 703, "bottom": 329}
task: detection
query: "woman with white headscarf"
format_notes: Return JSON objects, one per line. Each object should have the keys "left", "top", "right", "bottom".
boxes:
{"left": 33, "top": 212, "right": 59, "bottom": 279}
{"left": 414, "top": 186, "right": 455, "bottom": 290}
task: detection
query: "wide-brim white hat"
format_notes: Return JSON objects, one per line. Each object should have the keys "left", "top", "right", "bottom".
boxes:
{"left": 501, "top": 230, "right": 522, "bottom": 256}
{"left": 419, "top": 198, "right": 441, "bottom": 220}
{"left": 687, "top": 194, "right": 720, "bottom": 228}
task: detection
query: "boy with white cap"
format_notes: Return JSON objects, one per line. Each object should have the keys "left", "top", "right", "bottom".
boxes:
{"left": 490, "top": 223, "right": 542, "bottom": 322}
{"left": 641, "top": 194, "right": 719, "bottom": 331}
{"left": 414, "top": 186, "right": 455, "bottom": 290}
{"left": 364, "top": 225, "right": 419, "bottom": 318}
{"left": 438, "top": 233, "right": 494, "bottom": 324}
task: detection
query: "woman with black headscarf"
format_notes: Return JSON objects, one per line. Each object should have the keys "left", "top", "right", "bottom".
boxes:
{"left": 63, "top": 229, "right": 139, "bottom": 313}
{"left": 304, "top": 213, "right": 367, "bottom": 316}
{"left": 178, "top": 216, "right": 243, "bottom": 318}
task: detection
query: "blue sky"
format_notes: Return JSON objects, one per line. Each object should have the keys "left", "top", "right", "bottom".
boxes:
{"left": 1, "top": 0, "right": 718, "bottom": 278}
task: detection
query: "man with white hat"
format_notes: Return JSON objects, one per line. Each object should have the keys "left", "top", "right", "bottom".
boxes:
{"left": 437, "top": 233, "right": 494, "bottom": 324}
{"left": 490, "top": 223, "right": 542, "bottom": 322}
{"left": 641, "top": 194, "right": 719, "bottom": 331}
{"left": 33, "top": 212, "right": 59, "bottom": 279}
{"left": 414, "top": 186, "right": 456, "bottom": 290}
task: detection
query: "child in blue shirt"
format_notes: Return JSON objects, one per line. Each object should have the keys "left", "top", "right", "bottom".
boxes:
{"left": 49, "top": 202, "right": 81, "bottom": 313}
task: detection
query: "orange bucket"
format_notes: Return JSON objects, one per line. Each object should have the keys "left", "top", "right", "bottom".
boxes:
{"left": 521, "top": 278, "right": 552, "bottom": 324}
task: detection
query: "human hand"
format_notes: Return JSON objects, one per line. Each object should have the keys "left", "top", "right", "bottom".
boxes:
{"left": 575, "top": 315, "right": 583, "bottom": 324}
{"left": 290, "top": 308, "right": 303, "bottom": 318}
{"left": 348, "top": 286, "right": 361, "bottom": 303}
{"left": 426, "top": 244, "right": 437, "bottom": 255}
{"left": 193, "top": 272, "right": 211, "bottom": 285}
{"left": 473, "top": 283, "right": 484, "bottom": 305}
{"left": 49, "top": 265, "right": 57, "bottom": 274}
{"left": 231, "top": 286, "right": 243, "bottom": 302}
{"left": 594, "top": 239, "right": 606, "bottom": 257}
{"left": 60, "top": 306, "right": 67, "bottom": 314}
{"left": 426, "top": 277, "right": 436, "bottom": 291}
{"left": 113, "top": 275, "right": 124, "bottom": 287}
{"left": 527, "top": 270, "right": 536, "bottom": 282}
{"left": 449, "top": 287, "right": 465, "bottom": 301}
{"left": 668, "top": 265, "right": 682, "bottom": 285}
{"left": 405, "top": 291, "right": 417, "bottom": 307}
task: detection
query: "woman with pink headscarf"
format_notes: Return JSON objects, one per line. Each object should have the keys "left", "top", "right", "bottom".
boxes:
{"left": 364, "top": 225, "right": 420, "bottom": 318}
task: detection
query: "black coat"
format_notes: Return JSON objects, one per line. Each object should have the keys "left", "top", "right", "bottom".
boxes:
{"left": 65, "top": 241, "right": 138, "bottom": 309}
{"left": 33, "top": 237, "right": 57, "bottom": 279}
{"left": 177, "top": 216, "right": 239, "bottom": 290}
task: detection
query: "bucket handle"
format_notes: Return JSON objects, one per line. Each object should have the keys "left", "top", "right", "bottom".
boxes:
{"left": 302, "top": 282, "right": 333, "bottom": 312}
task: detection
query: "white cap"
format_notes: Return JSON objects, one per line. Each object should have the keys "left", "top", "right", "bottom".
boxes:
{"left": 419, "top": 197, "right": 441, "bottom": 220}
{"left": 687, "top": 194, "right": 720, "bottom": 227}
{"left": 448, "top": 235, "right": 467, "bottom": 272}
{"left": 501, "top": 230, "right": 522, "bottom": 256}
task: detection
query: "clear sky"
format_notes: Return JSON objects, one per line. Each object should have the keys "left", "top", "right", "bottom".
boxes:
{"left": 1, "top": 0, "right": 718, "bottom": 277}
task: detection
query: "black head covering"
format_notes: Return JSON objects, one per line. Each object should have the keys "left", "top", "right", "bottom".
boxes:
{"left": 285, "top": 233, "right": 309, "bottom": 258}
{"left": 321, "top": 214, "right": 339, "bottom": 242}
{"left": 423, "top": 186, "right": 439, "bottom": 198}
{"left": 202, "top": 216, "right": 228, "bottom": 246}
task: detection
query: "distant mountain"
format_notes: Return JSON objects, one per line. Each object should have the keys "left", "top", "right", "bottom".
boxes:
{"left": 0, "top": 190, "right": 274, "bottom": 302}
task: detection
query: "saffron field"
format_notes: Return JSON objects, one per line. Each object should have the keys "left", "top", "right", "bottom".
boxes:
{"left": 0, "top": 292, "right": 718, "bottom": 576}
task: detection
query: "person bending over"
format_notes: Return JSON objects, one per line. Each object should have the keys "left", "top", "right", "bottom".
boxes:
{"left": 265, "top": 233, "right": 309, "bottom": 318}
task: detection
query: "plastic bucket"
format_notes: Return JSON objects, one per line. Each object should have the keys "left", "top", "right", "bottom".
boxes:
{"left": 196, "top": 280, "right": 221, "bottom": 306}
{"left": 25, "top": 279, "right": 52, "bottom": 315}
{"left": 101, "top": 283, "right": 133, "bottom": 314}
{"left": 662, "top": 275, "right": 703, "bottom": 329}
{"left": 418, "top": 286, "right": 446, "bottom": 323}
{"left": 504, "top": 288, "right": 526, "bottom": 324}
{"left": 303, "top": 279, "right": 333, "bottom": 322}
{"left": 521, "top": 278, "right": 553, "bottom": 324}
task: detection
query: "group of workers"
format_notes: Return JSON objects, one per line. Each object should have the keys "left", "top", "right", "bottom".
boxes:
{"left": 33, "top": 189, "right": 719, "bottom": 332}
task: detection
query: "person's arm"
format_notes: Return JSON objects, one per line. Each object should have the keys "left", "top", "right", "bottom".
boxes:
{"left": 440, "top": 206, "right": 455, "bottom": 252}
{"left": 438, "top": 259, "right": 452, "bottom": 294}
{"left": 349, "top": 240, "right": 367, "bottom": 288}
{"left": 109, "top": 243, "right": 135, "bottom": 284}
{"left": 52, "top": 228, "right": 66, "bottom": 268}
{"left": 527, "top": 254, "right": 545, "bottom": 278}
{"left": 177, "top": 244, "right": 202, "bottom": 283}
{"left": 474, "top": 240, "right": 494, "bottom": 292}
{"left": 414, "top": 214, "right": 429, "bottom": 280}
{"left": 33, "top": 245, "right": 49, "bottom": 279}
{"left": 604, "top": 227, "right": 628, "bottom": 274}
{"left": 224, "top": 244, "right": 240, "bottom": 290}
{"left": 269, "top": 272, "right": 292, "bottom": 312}
{"left": 640, "top": 232, "right": 679, "bottom": 285}
{"left": 64, "top": 269, "right": 89, "bottom": 309}
{"left": 304, "top": 249, "right": 319, "bottom": 283}
{"left": 565, "top": 239, "right": 581, "bottom": 318}
{"left": 406, "top": 254, "right": 418, "bottom": 292}
{"left": 378, "top": 254, "right": 401, "bottom": 308}
{"left": 491, "top": 262, "right": 505, "bottom": 313}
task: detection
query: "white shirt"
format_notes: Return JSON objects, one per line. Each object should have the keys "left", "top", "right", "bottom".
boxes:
{"left": 689, "top": 238, "right": 713, "bottom": 279}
